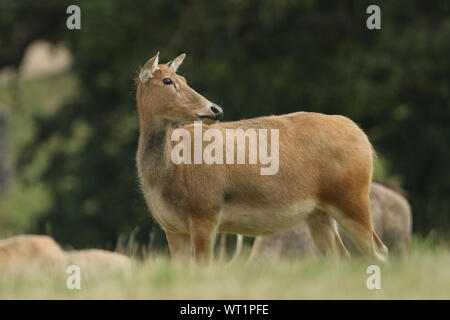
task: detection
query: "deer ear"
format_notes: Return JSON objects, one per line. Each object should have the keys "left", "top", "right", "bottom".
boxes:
{"left": 168, "top": 53, "right": 186, "bottom": 73}
{"left": 139, "top": 52, "right": 160, "bottom": 83}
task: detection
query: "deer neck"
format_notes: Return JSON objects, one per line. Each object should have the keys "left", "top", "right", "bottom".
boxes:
{"left": 137, "top": 115, "right": 172, "bottom": 186}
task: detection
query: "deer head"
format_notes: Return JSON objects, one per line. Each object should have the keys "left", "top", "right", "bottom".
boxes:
{"left": 137, "top": 52, "right": 223, "bottom": 125}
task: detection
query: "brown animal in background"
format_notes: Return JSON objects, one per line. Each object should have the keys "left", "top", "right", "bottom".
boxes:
{"left": 136, "top": 52, "right": 388, "bottom": 264}
{"left": 0, "top": 234, "right": 132, "bottom": 277}
{"left": 248, "top": 221, "right": 315, "bottom": 263}
{"left": 65, "top": 249, "right": 131, "bottom": 275}
{"left": 0, "top": 235, "right": 67, "bottom": 275}
{"left": 249, "top": 182, "right": 412, "bottom": 262}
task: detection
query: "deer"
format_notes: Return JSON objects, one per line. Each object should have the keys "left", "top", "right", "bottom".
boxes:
{"left": 0, "top": 235, "right": 67, "bottom": 275}
{"left": 136, "top": 52, "right": 389, "bottom": 264}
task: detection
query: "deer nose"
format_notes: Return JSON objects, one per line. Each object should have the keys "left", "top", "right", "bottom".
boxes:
{"left": 210, "top": 105, "right": 223, "bottom": 120}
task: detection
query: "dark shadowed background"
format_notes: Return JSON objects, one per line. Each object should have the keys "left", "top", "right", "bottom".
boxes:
{"left": 0, "top": 0, "right": 449, "bottom": 251}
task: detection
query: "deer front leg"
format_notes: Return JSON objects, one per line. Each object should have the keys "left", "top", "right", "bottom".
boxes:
{"left": 189, "top": 216, "right": 218, "bottom": 265}
{"left": 165, "top": 230, "right": 192, "bottom": 261}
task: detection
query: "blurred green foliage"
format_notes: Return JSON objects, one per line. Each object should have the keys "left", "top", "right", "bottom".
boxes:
{"left": 0, "top": 0, "right": 449, "bottom": 249}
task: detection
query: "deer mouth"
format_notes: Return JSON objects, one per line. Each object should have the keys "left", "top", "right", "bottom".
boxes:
{"left": 195, "top": 113, "right": 218, "bottom": 123}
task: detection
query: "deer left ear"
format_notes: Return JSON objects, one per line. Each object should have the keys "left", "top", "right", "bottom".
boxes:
{"left": 139, "top": 52, "right": 160, "bottom": 83}
{"left": 168, "top": 54, "right": 186, "bottom": 73}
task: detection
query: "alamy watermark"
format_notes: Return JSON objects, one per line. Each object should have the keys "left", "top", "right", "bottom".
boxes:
{"left": 66, "top": 5, "right": 81, "bottom": 30}
{"left": 66, "top": 264, "right": 81, "bottom": 290}
{"left": 366, "top": 265, "right": 381, "bottom": 290}
{"left": 366, "top": 5, "right": 381, "bottom": 30}
{"left": 65, "top": 5, "right": 381, "bottom": 32}
{"left": 170, "top": 121, "right": 279, "bottom": 175}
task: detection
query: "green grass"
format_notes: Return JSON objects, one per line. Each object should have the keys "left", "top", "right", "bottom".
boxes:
{"left": 1, "top": 242, "right": 449, "bottom": 300}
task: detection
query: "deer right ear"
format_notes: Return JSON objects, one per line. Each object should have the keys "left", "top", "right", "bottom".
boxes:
{"left": 139, "top": 52, "right": 160, "bottom": 83}
{"left": 168, "top": 53, "right": 186, "bottom": 73}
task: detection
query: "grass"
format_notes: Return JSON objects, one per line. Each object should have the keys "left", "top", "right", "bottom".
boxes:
{"left": 1, "top": 240, "right": 449, "bottom": 299}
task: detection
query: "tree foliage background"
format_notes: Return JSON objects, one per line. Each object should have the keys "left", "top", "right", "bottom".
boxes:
{"left": 0, "top": 0, "right": 449, "bottom": 250}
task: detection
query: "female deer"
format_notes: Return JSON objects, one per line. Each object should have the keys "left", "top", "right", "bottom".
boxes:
{"left": 136, "top": 52, "right": 388, "bottom": 264}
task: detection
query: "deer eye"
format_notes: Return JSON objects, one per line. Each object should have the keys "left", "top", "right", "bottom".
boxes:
{"left": 163, "top": 78, "right": 173, "bottom": 85}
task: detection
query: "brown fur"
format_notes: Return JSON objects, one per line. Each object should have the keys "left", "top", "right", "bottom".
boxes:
{"left": 0, "top": 235, "right": 131, "bottom": 277}
{"left": 249, "top": 182, "right": 412, "bottom": 262}
{"left": 136, "top": 53, "right": 388, "bottom": 264}
{"left": 65, "top": 249, "right": 131, "bottom": 275}
{"left": 0, "top": 235, "right": 67, "bottom": 275}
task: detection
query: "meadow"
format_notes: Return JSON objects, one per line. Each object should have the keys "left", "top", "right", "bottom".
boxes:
{"left": 1, "top": 237, "right": 449, "bottom": 300}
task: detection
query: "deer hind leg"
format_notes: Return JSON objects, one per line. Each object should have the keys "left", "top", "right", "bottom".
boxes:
{"left": 229, "top": 234, "right": 244, "bottom": 264}
{"left": 247, "top": 236, "right": 265, "bottom": 263}
{"left": 218, "top": 233, "right": 227, "bottom": 263}
{"left": 306, "top": 209, "right": 350, "bottom": 259}
{"left": 165, "top": 230, "right": 192, "bottom": 261}
{"left": 328, "top": 195, "right": 389, "bottom": 263}
{"left": 189, "top": 216, "right": 218, "bottom": 265}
